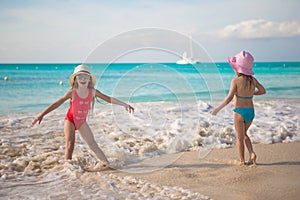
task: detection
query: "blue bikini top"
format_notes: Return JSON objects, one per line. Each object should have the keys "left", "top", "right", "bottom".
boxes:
{"left": 235, "top": 94, "right": 253, "bottom": 99}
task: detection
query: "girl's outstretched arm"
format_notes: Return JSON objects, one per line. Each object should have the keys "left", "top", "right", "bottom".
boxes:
{"left": 32, "top": 89, "right": 72, "bottom": 125}
{"left": 210, "top": 79, "right": 236, "bottom": 115}
{"left": 95, "top": 89, "right": 134, "bottom": 113}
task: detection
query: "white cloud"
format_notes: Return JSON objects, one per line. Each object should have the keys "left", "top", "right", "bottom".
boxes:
{"left": 1, "top": 1, "right": 300, "bottom": 62}
{"left": 217, "top": 19, "right": 300, "bottom": 39}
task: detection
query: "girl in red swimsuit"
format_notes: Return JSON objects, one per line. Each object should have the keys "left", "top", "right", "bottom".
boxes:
{"left": 32, "top": 65, "right": 134, "bottom": 170}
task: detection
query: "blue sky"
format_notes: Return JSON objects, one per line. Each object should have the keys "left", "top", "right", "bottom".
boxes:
{"left": 0, "top": 0, "right": 299, "bottom": 63}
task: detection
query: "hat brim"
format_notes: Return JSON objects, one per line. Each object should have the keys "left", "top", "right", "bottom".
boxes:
{"left": 70, "top": 72, "right": 96, "bottom": 87}
{"left": 228, "top": 57, "right": 254, "bottom": 76}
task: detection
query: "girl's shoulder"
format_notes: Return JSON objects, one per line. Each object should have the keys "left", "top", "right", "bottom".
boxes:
{"left": 235, "top": 75, "right": 251, "bottom": 82}
{"left": 61, "top": 88, "right": 73, "bottom": 100}
{"left": 232, "top": 77, "right": 240, "bottom": 83}
{"left": 232, "top": 76, "right": 246, "bottom": 87}
{"left": 65, "top": 88, "right": 74, "bottom": 94}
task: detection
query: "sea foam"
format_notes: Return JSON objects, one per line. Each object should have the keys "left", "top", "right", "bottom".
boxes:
{"left": 0, "top": 100, "right": 299, "bottom": 199}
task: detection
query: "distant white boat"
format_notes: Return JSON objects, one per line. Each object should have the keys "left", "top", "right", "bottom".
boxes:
{"left": 176, "top": 36, "right": 200, "bottom": 64}
{"left": 176, "top": 52, "right": 199, "bottom": 64}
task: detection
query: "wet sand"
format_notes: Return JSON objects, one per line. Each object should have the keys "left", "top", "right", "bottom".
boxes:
{"left": 109, "top": 142, "right": 300, "bottom": 200}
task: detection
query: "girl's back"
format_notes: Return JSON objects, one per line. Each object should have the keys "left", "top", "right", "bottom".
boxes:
{"left": 234, "top": 75, "right": 255, "bottom": 108}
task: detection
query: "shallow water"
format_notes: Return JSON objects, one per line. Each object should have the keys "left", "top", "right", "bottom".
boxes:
{"left": 1, "top": 62, "right": 300, "bottom": 114}
{"left": 0, "top": 100, "right": 299, "bottom": 199}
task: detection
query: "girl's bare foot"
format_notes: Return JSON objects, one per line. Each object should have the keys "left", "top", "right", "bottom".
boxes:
{"left": 248, "top": 153, "right": 257, "bottom": 165}
{"left": 85, "top": 162, "right": 110, "bottom": 172}
{"left": 239, "top": 161, "right": 246, "bottom": 166}
{"left": 95, "top": 162, "right": 109, "bottom": 170}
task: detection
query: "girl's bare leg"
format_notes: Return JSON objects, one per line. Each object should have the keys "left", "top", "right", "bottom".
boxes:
{"left": 78, "top": 123, "right": 109, "bottom": 165}
{"left": 244, "top": 121, "right": 256, "bottom": 164}
{"left": 64, "top": 120, "right": 76, "bottom": 160}
{"left": 244, "top": 121, "right": 256, "bottom": 163}
{"left": 234, "top": 113, "right": 246, "bottom": 164}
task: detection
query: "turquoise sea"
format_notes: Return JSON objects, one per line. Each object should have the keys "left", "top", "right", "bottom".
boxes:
{"left": 1, "top": 62, "right": 299, "bottom": 114}
{"left": 1, "top": 62, "right": 300, "bottom": 200}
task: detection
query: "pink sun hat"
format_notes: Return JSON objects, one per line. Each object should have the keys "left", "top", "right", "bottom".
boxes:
{"left": 227, "top": 51, "right": 254, "bottom": 76}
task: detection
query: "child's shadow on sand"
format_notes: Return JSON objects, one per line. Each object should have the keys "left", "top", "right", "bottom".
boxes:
{"left": 257, "top": 161, "right": 300, "bottom": 166}
{"left": 169, "top": 163, "right": 231, "bottom": 169}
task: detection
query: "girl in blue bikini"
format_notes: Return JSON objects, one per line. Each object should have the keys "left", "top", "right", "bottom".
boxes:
{"left": 210, "top": 51, "right": 266, "bottom": 165}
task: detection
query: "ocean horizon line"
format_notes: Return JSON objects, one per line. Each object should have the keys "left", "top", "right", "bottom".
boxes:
{"left": 1, "top": 61, "right": 300, "bottom": 65}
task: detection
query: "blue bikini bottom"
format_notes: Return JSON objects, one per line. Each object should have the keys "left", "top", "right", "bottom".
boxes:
{"left": 233, "top": 108, "right": 255, "bottom": 123}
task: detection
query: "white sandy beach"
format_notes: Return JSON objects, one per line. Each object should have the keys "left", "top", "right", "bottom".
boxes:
{"left": 109, "top": 142, "right": 300, "bottom": 200}
{"left": 0, "top": 100, "right": 299, "bottom": 199}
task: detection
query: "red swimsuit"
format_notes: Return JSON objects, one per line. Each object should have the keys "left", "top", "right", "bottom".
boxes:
{"left": 65, "top": 89, "right": 93, "bottom": 130}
